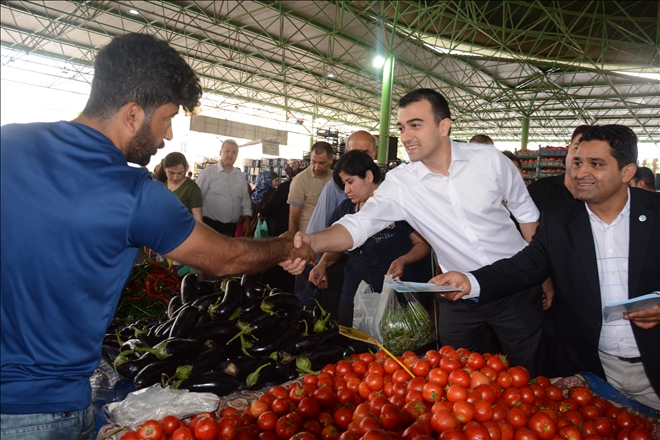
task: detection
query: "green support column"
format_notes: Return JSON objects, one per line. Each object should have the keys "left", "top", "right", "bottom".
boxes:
{"left": 310, "top": 115, "right": 316, "bottom": 151}
{"left": 377, "top": 55, "right": 395, "bottom": 166}
{"left": 521, "top": 117, "right": 530, "bottom": 150}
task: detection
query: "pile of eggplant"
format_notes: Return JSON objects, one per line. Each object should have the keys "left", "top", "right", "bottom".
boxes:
{"left": 106, "top": 274, "right": 372, "bottom": 397}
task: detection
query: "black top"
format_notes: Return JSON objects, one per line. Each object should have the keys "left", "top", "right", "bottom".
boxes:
{"left": 527, "top": 173, "right": 574, "bottom": 212}
{"left": 260, "top": 180, "right": 292, "bottom": 237}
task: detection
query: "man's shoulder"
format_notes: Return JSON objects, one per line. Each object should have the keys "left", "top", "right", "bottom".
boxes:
{"left": 631, "top": 186, "right": 660, "bottom": 209}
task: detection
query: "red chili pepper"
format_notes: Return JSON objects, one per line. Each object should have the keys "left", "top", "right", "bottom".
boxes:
{"left": 145, "top": 280, "right": 152, "bottom": 297}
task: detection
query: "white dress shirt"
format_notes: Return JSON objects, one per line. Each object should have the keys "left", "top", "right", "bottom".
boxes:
{"left": 336, "top": 141, "right": 539, "bottom": 273}
{"left": 196, "top": 164, "right": 252, "bottom": 223}
{"left": 587, "top": 190, "right": 640, "bottom": 358}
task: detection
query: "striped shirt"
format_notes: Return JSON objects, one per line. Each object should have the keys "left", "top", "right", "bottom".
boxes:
{"left": 587, "top": 190, "right": 640, "bottom": 357}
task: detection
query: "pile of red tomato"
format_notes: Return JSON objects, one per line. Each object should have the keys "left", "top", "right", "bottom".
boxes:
{"left": 120, "top": 347, "right": 656, "bottom": 440}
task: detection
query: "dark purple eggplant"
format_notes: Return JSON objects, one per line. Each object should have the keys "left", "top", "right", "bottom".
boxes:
{"left": 209, "top": 279, "right": 243, "bottom": 320}
{"left": 191, "top": 292, "right": 223, "bottom": 311}
{"left": 297, "top": 344, "right": 344, "bottom": 373}
{"left": 190, "top": 320, "right": 238, "bottom": 345}
{"left": 227, "top": 313, "right": 284, "bottom": 344}
{"left": 241, "top": 276, "right": 269, "bottom": 303}
{"left": 278, "top": 333, "right": 322, "bottom": 357}
{"left": 299, "top": 310, "right": 316, "bottom": 335}
{"left": 272, "top": 360, "right": 298, "bottom": 383}
{"left": 103, "top": 333, "right": 121, "bottom": 349}
{"left": 244, "top": 321, "right": 299, "bottom": 357}
{"left": 218, "top": 356, "right": 269, "bottom": 382}
{"left": 154, "top": 317, "right": 176, "bottom": 339}
{"left": 197, "top": 280, "right": 224, "bottom": 297}
{"left": 114, "top": 352, "right": 157, "bottom": 380}
{"left": 178, "top": 371, "right": 239, "bottom": 397}
{"left": 120, "top": 338, "right": 150, "bottom": 352}
{"left": 167, "top": 295, "right": 183, "bottom": 318}
{"left": 237, "top": 308, "right": 265, "bottom": 324}
{"left": 317, "top": 328, "right": 346, "bottom": 347}
{"left": 169, "top": 305, "right": 200, "bottom": 339}
{"left": 261, "top": 293, "right": 298, "bottom": 313}
{"left": 139, "top": 338, "right": 206, "bottom": 361}
{"left": 180, "top": 273, "right": 199, "bottom": 304}
{"left": 137, "top": 331, "right": 157, "bottom": 348}
{"left": 239, "top": 297, "right": 264, "bottom": 316}
{"left": 245, "top": 358, "right": 275, "bottom": 390}
{"left": 134, "top": 357, "right": 182, "bottom": 389}
{"left": 188, "top": 347, "right": 228, "bottom": 378}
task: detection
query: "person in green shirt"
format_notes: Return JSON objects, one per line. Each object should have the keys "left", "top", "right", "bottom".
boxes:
{"left": 161, "top": 152, "right": 203, "bottom": 222}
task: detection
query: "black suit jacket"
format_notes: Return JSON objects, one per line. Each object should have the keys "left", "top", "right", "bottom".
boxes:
{"left": 472, "top": 188, "right": 660, "bottom": 395}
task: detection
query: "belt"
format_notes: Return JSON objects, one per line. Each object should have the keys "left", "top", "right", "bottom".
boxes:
{"left": 613, "top": 355, "right": 642, "bottom": 364}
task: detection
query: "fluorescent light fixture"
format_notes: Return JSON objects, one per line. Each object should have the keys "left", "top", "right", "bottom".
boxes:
{"left": 614, "top": 71, "right": 660, "bottom": 81}
{"left": 372, "top": 55, "right": 386, "bottom": 69}
{"left": 424, "top": 44, "right": 482, "bottom": 57}
{"left": 128, "top": 9, "right": 140, "bottom": 15}
{"left": 326, "top": 72, "right": 335, "bottom": 79}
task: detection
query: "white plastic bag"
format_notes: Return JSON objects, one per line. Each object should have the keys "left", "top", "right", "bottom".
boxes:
{"left": 106, "top": 385, "right": 219, "bottom": 428}
{"left": 352, "top": 280, "right": 389, "bottom": 343}
{"left": 380, "top": 288, "right": 435, "bottom": 355}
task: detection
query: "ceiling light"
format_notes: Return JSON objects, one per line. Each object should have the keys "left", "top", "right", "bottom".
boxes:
{"left": 372, "top": 55, "right": 385, "bottom": 69}
{"left": 128, "top": 9, "right": 140, "bottom": 15}
{"left": 326, "top": 72, "right": 335, "bottom": 79}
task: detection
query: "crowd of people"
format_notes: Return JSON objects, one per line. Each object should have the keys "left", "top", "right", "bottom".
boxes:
{"left": 1, "top": 32, "right": 659, "bottom": 439}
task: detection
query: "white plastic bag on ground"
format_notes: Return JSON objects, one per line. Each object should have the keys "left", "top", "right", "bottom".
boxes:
{"left": 352, "top": 280, "right": 389, "bottom": 343}
{"left": 107, "top": 385, "right": 219, "bottom": 428}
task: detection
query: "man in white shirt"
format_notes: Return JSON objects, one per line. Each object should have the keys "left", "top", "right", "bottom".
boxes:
{"left": 433, "top": 125, "right": 660, "bottom": 410}
{"left": 283, "top": 89, "right": 544, "bottom": 373}
{"left": 196, "top": 139, "right": 252, "bottom": 237}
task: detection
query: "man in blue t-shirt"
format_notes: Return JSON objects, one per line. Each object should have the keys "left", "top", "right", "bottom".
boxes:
{"left": 0, "top": 33, "right": 313, "bottom": 440}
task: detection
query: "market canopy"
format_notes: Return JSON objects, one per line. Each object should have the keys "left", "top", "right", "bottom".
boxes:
{"left": 1, "top": 0, "right": 658, "bottom": 143}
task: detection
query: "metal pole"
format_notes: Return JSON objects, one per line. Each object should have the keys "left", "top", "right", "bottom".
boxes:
{"left": 521, "top": 117, "right": 530, "bottom": 150}
{"left": 377, "top": 55, "right": 395, "bottom": 166}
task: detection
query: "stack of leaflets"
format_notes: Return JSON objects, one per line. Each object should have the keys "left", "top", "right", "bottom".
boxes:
{"left": 602, "top": 291, "right": 660, "bottom": 323}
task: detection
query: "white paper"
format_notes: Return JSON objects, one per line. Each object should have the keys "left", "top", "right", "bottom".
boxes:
{"left": 385, "top": 279, "right": 462, "bottom": 293}
{"left": 603, "top": 291, "right": 660, "bottom": 323}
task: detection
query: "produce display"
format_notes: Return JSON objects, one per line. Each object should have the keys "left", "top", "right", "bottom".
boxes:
{"left": 111, "top": 347, "right": 657, "bottom": 440}
{"left": 107, "top": 273, "right": 366, "bottom": 396}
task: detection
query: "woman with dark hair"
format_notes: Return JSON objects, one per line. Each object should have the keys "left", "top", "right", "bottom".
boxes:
{"left": 162, "top": 152, "right": 203, "bottom": 222}
{"left": 309, "top": 150, "right": 431, "bottom": 326}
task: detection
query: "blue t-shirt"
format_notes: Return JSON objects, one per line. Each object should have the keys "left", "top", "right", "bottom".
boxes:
{"left": 0, "top": 121, "right": 195, "bottom": 414}
{"left": 329, "top": 199, "right": 415, "bottom": 306}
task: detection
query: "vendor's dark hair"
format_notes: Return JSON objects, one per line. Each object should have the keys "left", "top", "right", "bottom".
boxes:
{"left": 571, "top": 125, "right": 591, "bottom": 143}
{"left": 398, "top": 88, "right": 451, "bottom": 124}
{"left": 581, "top": 125, "right": 637, "bottom": 169}
{"left": 163, "top": 152, "right": 189, "bottom": 172}
{"left": 82, "top": 33, "right": 202, "bottom": 119}
{"left": 333, "top": 150, "right": 381, "bottom": 189}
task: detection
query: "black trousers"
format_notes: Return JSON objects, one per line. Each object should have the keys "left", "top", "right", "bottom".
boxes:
{"left": 436, "top": 285, "right": 543, "bottom": 376}
{"left": 203, "top": 217, "right": 236, "bottom": 237}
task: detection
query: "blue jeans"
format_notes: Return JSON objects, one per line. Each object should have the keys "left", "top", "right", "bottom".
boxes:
{"left": 1, "top": 403, "right": 95, "bottom": 440}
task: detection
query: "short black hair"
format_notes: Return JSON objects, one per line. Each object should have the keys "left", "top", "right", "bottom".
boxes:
{"left": 580, "top": 125, "right": 637, "bottom": 169}
{"left": 398, "top": 88, "right": 451, "bottom": 124}
{"left": 634, "top": 167, "right": 655, "bottom": 189}
{"left": 469, "top": 134, "right": 494, "bottom": 145}
{"left": 333, "top": 150, "right": 381, "bottom": 189}
{"left": 82, "top": 33, "right": 202, "bottom": 119}
{"left": 163, "top": 152, "right": 189, "bottom": 172}
{"left": 311, "top": 141, "right": 334, "bottom": 158}
{"left": 571, "top": 125, "right": 591, "bottom": 143}
{"left": 501, "top": 150, "right": 522, "bottom": 169}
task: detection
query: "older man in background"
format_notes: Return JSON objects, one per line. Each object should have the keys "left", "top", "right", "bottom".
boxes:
{"left": 196, "top": 139, "right": 253, "bottom": 237}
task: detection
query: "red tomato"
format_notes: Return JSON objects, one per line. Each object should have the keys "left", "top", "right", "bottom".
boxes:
{"left": 272, "top": 398, "right": 294, "bottom": 416}
{"left": 492, "top": 403, "right": 508, "bottom": 422}
{"left": 425, "top": 350, "right": 442, "bottom": 367}
{"left": 453, "top": 401, "right": 475, "bottom": 425}
{"left": 507, "top": 366, "right": 530, "bottom": 388}
{"left": 479, "top": 366, "right": 498, "bottom": 382}
{"left": 469, "top": 371, "right": 491, "bottom": 390}
{"left": 497, "top": 371, "right": 513, "bottom": 389}
{"left": 440, "top": 356, "right": 462, "bottom": 373}
{"left": 486, "top": 356, "right": 504, "bottom": 373}
{"left": 527, "top": 412, "right": 556, "bottom": 439}
{"left": 120, "top": 433, "right": 140, "bottom": 440}
{"left": 439, "top": 429, "right": 467, "bottom": 440}
{"left": 380, "top": 403, "right": 405, "bottom": 430}
{"left": 473, "top": 399, "right": 494, "bottom": 423}
{"left": 260, "top": 432, "right": 279, "bottom": 440}
{"left": 368, "top": 396, "right": 389, "bottom": 417}
{"left": 365, "top": 372, "right": 385, "bottom": 391}
{"left": 258, "top": 412, "right": 279, "bottom": 431}
{"left": 446, "top": 384, "right": 468, "bottom": 403}
{"left": 251, "top": 400, "right": 271, "bottom": 419}
{"left": 138, "top": 420, "right": 163, "bottom": 440}
{"left": 544, "top": 386, "right": 563, "bottom": 402}
{"left": 159, "top": 415, "right": 181, "bottom": 436}
{"left": 628, "top": 429, "right": 653, "bottom": 440}
{"left": 288, "top": 384, "right": 310, "bottom": 404}
{"left": 428, "top": 368, "right": 449, "bottom": 387}
{"left": 300, "top": 420, "right": 322, "bottom": 438}
{"left": 513, "top": 427, "right": 539, "bottom": 440}
{"left": 351, "top": 360, "right": 368, "bottom": 376}
{"left": 615, "top": 411, "right": 636, "bottom": 430}
{"left": 338, "top": 431, "right": 362, "bottom": 440}
{"left": 568, "top": 386, "right": 592, "bottom": 406}
{"left": 392, "top": 368, "right": 412, "bottom": 384}
{"left": 171, "top": 426, "right": 195, "bottom": 440}
{"left": 482, "top": 421, "right": 502, "bottom": 440}
{"left": 321, "top": 425, "right": 340, "bottom": 440}
{"left": 474, "top": 384, "right": 495, "bottom": 403}
{"left": 406, "top": 376, "right": 427, "bottom": 393}
{"left": 431, "top": 409, "right": 459, "bottom": 434}
{"left": 422, "top": 382, "right": 443, "bottom": 403}
{"left": 467, "top": 353, "right": 485, "bottom": 370}
{"left": 594, "top": 417, "right": 612, "bottom": 436}
{"left": 557, "top": 426, "right": 581, "bottom": 440}
{"left": 236, "top": 425, "right": 259, "bottom": 440}
{"left": 275, "top": 413, "right": 302, "bottom": 440}
{"left": 579, "top": 404, "right": 602, "bottom": 421}
{"left": 502, "top": 387, "right": 522, "bottom": 407}
{"left": 218, "top": 416, "right": 238, "bottom": 440}
{"left": 449, "top": 369, "right": 471, "bottom": 388}
{"left": 507, "top": 407, "right": 527, "bottom": 429}
{"left": 462, "top": 421, "right": 490, "bottom": 440}
{"left": 194, "top": 418, "right": 219, "bottom": 440}
{"left": 357, "top": 416, "right": 381, "bottom": 435}
{"left": 313, "top": 387, "right": 336, "bottom": 409}
{"left": 402, "top": 400, "right": 429, "bottom": 421}
{"left": 333, "top": 406, "right": 354, "bottom": 430}
{"left": 563, "top": 410, "right": 582, "bottom": 428}
{"left": 296, "top": 397, "right": 321, "bottom": 420}
{"left": 268, "top": 385, "right": 289, "bottom": 399}
{"left": 498, "top": 421, "right": 514, "bottom": 440}
{"left": 412, "top": 358, "right": 431, "bottom": 377}
{"left": 367, "top": 362, "right": 385, "bottom": 376}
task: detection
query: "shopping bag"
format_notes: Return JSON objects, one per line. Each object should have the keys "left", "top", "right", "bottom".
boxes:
{"left": 254, "top": 218, "right": 269, "bottom": 239}
{"left": 352, "top": 280, "right": 388, "bottom": 343}
{"left": 379, "top": 286, "right": 435, "bottom": 355}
